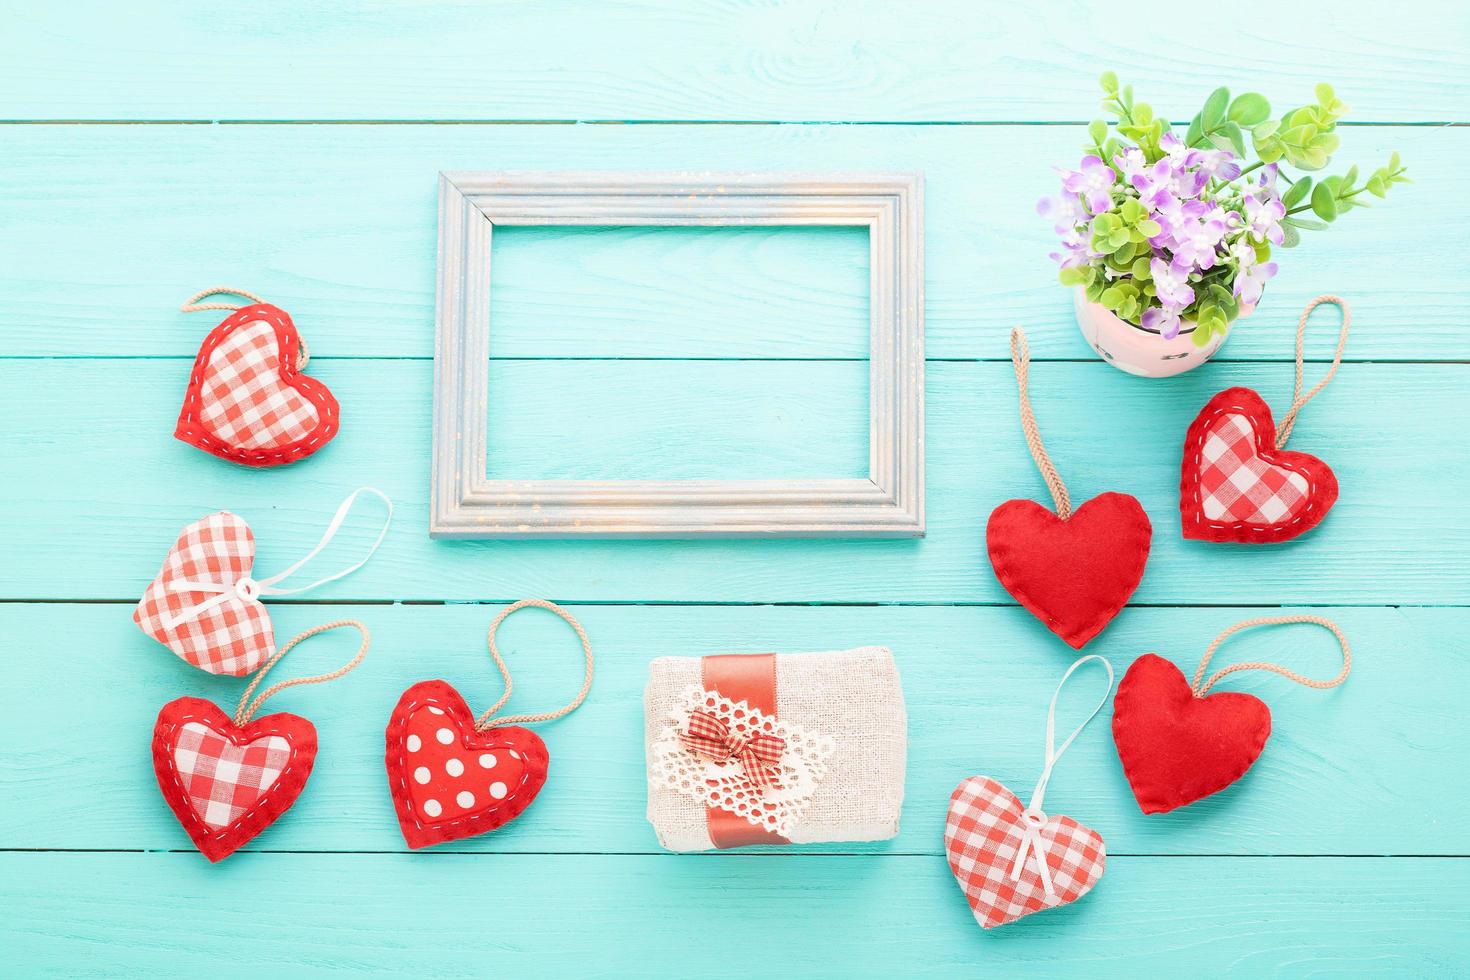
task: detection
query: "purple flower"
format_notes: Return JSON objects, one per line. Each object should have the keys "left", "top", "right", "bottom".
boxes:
{"left": 1132, "top": 157, "right": 1207, "bottom": 206}
{"left": 1256, "top": 164, "right": 1279, "bottom": 195}
{"left": 1158, "top": 132, "right": 1202, "bottom": 170}
{"left": 1142, "top": 305, "right": 1185, "bottom": 340}
{"left": 1151, "top": 256, "right": 1196, "bottom": 309}
{"left": 1234, "top": 260, "right": 1278, "bottom": 305}
{"left": 1197, "top": 147, "right": 1241, "bottom": 181}
{"left": 1114, "top": 147, "right": 1148, "bottom": 180}
{"left": 1036, "top": 191, "right": 1088, "bottom": 235}
{"left": 1048, "top": 229, "right": 1091, "bottom": 269}
{"left": 1169, "top": 201, "right": 1230, "bottom": 270}
{"left": 1059, "top": 155, "right": 1118, "bottom": 214}
{"left": 1244, "top": 192, "right": 1286, "bottom": 246}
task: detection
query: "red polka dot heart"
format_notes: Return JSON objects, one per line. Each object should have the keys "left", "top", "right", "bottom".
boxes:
{"left": 384, "top": 600, "right": 595, "bottom": 849}
{"left": 386, "top": 680, "right": 549, "bottom": 847}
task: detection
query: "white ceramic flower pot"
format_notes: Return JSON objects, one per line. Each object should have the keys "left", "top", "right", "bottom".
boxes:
{"left": 1074, "top": 288, "right": 1250, "bottom": 378}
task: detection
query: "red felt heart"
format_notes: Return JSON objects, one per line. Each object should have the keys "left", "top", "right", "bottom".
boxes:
{"left": 1180, "top": 387, "right": 1338, "bottom": 543}
{"left": 385, "top": 680, "right": 550, "bottom": 849}
{"left": 152, "top": 696, "right": 317, "bottom": 862}
{"left": 1111, "top": 653, "right": 1272, "bottom": 814}
{"left": 986, "top": 493, "right": 1152, "bottom": 649}
{"left": 175, "top": 303, "right": 340, "bottom": 467}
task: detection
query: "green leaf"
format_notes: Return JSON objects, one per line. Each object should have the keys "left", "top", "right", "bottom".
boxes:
{"left": 1253, "top": 118, "right": 1281, "bottom": 141}
{"left": 1088, "top": 119, "right": 1108, "bottom": 145}
{"left": 1131, "top": 257, "right": 1152, "bottom": 279}
{"left": 1186, "top": 113, "right": 1204, "bottom": 147}
{"left": 1191, "top": 321, "right": 1215, "bottom": 348}
{"left": 1390, "top": 151, "right": 1401, "bottom": 171}
{"left": 1280, "top": 222, "right": 1301, "bottom": 248}
{"left": 1228, "top": 92, "right": 1271, "bottom": 126}
{"left": 1283, "top": 215, "right": 1329, "bottom": 231}
{"left": 1136, "top": 218, "right": 1161, "bottom": 238}
{"left": 1341, "top": 164, "right": 1359, "bottom": 190}
{"left": 1201, "top": 86, "right": 1230, "bottom": 129}
{"left": 1100, "top": 71, "right": 1119, "bottom": 94}
{"left": 1100, "top": 286, "right": 1124, "bottom": 310}
{"left": 1282, "top": 175, "right": 1313, "bottom": 208}
{"left": 1315, "top": 82, "right": 1336, "bottom": 107}
{"left": 1218, "top": 121, "right": 1246, "bottom": 157}
{"left": 1366, "top": 174, "right": 1387, "bottom": 198}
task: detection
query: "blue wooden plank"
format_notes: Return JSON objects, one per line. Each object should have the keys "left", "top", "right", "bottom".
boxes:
{"left": 0, "top": 360, "right": 1464, "bottom": 604}
{"left": 2, "top": 604, "right": 1462, "bottom": 855}
{"left": 3, "top": 853, "right": 1465, "bottom": 976}
{"left": 3, "top": 1, "right": 1466, "bottom": 122}
{"left": 0, "top": 123, "right": 1458, "bottom": 360}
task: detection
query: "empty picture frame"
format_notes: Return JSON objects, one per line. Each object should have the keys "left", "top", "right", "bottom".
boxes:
{"left": 431, "top": 171, "right": 924, "bottom": 539}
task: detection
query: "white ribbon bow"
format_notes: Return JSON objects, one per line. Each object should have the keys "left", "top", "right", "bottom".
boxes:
{"left": 1009, "top": 654, "right": 1114, "bottom": 900}
{"left": 162, "top": 487, "right": 393, "bottom": 630}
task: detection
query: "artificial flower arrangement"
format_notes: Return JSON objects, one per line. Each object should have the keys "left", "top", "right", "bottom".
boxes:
{"left": 1041, "top": 73, "right": 1407, "bottom": 351}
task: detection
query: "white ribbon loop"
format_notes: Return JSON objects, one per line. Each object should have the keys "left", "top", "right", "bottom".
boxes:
{"left": 161, "top": 487, "right": 393, "bottom": 630}
{"left": 1010, "top": 654, "right": 1115, "bottom": 900}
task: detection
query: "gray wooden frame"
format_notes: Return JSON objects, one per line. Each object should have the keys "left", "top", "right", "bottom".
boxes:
{"left": 431, "top": 171, "right": 924, "bottom": 539}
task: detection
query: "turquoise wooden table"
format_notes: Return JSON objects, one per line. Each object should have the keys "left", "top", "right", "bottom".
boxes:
{"left": 3, "top": 2, "right": 1468, "bottom": 975}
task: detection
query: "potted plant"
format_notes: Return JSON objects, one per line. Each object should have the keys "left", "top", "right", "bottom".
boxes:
{"left": 1039, "top": 73, "right": 1407, "bottom": 377}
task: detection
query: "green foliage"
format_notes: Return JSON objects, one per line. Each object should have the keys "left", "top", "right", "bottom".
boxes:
{"left": 1070, "top": 73, "right": 1409, "bottom": 339}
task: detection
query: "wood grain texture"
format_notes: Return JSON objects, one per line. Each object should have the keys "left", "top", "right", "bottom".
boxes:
{"left": 3, "top": 1, "right": 1466, "bottom": 122}
{"left": 4, "top": 853, "right": 1466, "bottom": 977}
{"left": 1, "top": 360, "right": 1463, "bottom": 603}
{"left": 1, "top": 603, "right": 1462, "bottom": 855}
{"left": 0, "top": 124, "right": 1460, "bottom": 360}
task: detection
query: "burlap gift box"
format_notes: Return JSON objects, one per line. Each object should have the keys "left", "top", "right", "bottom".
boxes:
{"left": 645, "top": 646, "right": 906, "bottom": 851}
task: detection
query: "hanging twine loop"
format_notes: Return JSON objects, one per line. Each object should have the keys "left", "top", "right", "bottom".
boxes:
{"left": 1009, "top": 327, "right": 1072, "bottom": 519}
{"left": 1011, "top": 654, "right": 1114, "bottom": 899}
{"left": 233, "top": 619, "right": 370, "bottom": 726}
{"left": 1191, "top": 615, "right": 1351, "bottom": 698}
{"left": 1274, "top": 295, "right": 1349, "bottom": 449}
{"left": 475, "top": 599, "right": 595, "bottom": 732}
{"left": 180, "top": 286, "right": 309, "bottom": 370}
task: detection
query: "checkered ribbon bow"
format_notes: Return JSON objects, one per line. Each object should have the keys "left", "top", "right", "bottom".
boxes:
{"left": 679, "top": 710, "right": 786, "bottom": 791}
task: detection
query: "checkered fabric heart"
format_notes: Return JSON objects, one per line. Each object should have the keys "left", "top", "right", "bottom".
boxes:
{"left": 174, "top": 721, "right": 291, "bottom": 829}
{"left": 152, "top": 696, "right": 319, "bottom": 862}
{"left": 175, "top": 302, "right": 339, "bottom": 467}
{"left": 944, "top": 776, "right": 1105, "bottom": 929}
{"left": 134, "top": 511, "right": 275, "bottom": 676}
{"left": 1180, "top": 387, "right": 1338, "bottom": 543}
{"left": 1198, "top": 412, "right": 1309, "bottom": 524}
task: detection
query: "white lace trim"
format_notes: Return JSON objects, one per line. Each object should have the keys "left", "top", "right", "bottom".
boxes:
{"left": 651, "top": 686, "right": 835, "bottom": 836}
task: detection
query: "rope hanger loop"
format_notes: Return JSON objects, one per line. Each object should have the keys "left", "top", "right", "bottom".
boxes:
{"left": 1009, "top": 327, "right": 1072, "bottom": 519}
{"left": 475, "top": 599, "right": 595, "bottom": 732}
{"left": 1191, "top": 615, "right": 1351, "bottom": 698}
{"left": 233, "top": 619, "right": 370, "bottom": 726}
{"left": 1274, "top": 295, "right": 1350, "bottom": 449}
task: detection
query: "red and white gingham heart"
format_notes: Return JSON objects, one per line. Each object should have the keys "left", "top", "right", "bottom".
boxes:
{"left": 135, "top": 511, "right": 274, "bottom": 676}
{"left": 174, "top": 295, "right": 340, "bottom": 467}
{"left": 134, "top": 489, "right": 393, "bottom": 676}
{"left": 944, "top": 654, "right": 1113, "bottom": 929}
{"left": 944, "top": 776, "right": 1106, "bottom": 928}
{"left": 1197, "top": 408, "right": 1310, "bottom": 525}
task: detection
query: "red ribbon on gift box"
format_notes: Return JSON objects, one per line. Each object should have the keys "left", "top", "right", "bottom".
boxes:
{"left": 679, "top": 709, "right": 786, "bottom": 791}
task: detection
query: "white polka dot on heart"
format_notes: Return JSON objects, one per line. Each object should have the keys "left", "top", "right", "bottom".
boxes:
{"left": 490, "top": 781, "right": 508, "bottom": 800}
{"left": 445, "top": 758, "right": 464, "bottom": 777}
{"left": 457, "top": 791, "right": 475, "bottom": 808}
{"left": 478, "top": 753, "right": 497, "bottom": 769}
{"left": 406, "top": 734, "right": 421, "bottom": 752}
{"left": 436, "top": 728, "right": 454, "bottom": 745}
{"left": 508, "top": 750, "right": 520, "bottom": 760}
{"left": 427, "top": 707, "right": 444, "bottom": 715}
{"left": 423, "top": 798, "right": 442, "bottom": 818}
{"left": 413, "top": 766, "right": 430, "bottom": 785}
